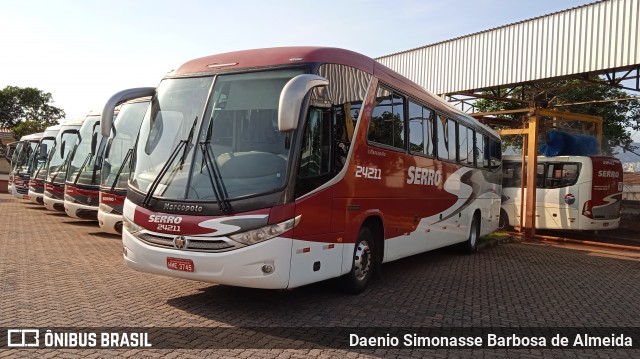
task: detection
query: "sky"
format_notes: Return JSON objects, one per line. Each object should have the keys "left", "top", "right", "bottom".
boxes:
{"left": 0, "top": 0, "right": 607, "bottom": 123}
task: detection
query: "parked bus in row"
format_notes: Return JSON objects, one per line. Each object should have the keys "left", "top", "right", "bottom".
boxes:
{"left": 9, "top": 132, "right": 44, "bottom": 200}
{"left": 99, "top": 97, "right": 151, "bottom": 234}
{"left": 43, "top": 118, "right": 86, "bottom": 212}
{"left": 28, "top": 125, "right": 61, "bottom": 204}
{"left": 64, "top": 111, "right": 108, "bottom": 219}
{"left": 101, "top": 47, "right": 502, "bottom": 293}
{"left": 4, "top": 141, "right": 19, "bottom": 162}
{"left": 500, "top": 155, "right": 623, "bottom": 231}
{"left": 4, "top": 141, "right": 19, "bottom": 195}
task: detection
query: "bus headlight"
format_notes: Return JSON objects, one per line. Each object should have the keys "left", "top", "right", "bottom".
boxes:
{"left": 64, "top": 194, "right": 79, "bottom": 203}
{"left": 122, "top": 214, "right": 143, "bottom": 235}
{"left": 229, "top": 215, "right": 301, "bottom": 246}
{"left": 99, "top": 203, "right": 114, "bottom": 214}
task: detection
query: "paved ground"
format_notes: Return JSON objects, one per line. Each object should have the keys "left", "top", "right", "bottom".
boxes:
{"left": 0, "top": 193, "right": 639, "bottom": 358}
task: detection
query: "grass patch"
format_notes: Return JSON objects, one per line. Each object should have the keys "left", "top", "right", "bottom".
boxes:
{"left": 479, "top": 231, "right": 512, "bottom": 243}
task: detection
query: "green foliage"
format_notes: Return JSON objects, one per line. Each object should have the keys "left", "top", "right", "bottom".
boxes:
{"left": 475, "top": 79, "right": 640, "bottom": 155}
{"left": 0, "top": 86, "right": 65, "bottom": 139}
{"left": 11, "top": 119, "right": 59, "bottom": 139}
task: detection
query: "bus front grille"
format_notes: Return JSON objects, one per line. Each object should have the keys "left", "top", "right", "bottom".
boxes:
{"left": 136, "top": 233, "right": 237, "bottom": 252}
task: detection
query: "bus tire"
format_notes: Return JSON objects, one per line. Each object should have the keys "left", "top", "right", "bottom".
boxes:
{"left": 498, "top": 209, "right": 510, "bottom": 230}
{"left": 462, "top": 214, "right": 480, "bottom": 254}
{"left": 339, "top": 226, "right": 375, "bottom": 294}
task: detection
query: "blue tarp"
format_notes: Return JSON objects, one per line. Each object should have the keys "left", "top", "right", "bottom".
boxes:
{"left": 539, "top": 130, "right": 599, "bottom": 156}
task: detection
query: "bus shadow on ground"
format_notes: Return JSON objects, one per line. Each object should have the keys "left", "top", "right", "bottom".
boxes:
{"left": 88, "top": 231, "right": 121, "bottom": 239}
{"left": 162, "top": 247, "right": 463, "bottom": 351}
{"left": 164, "top": 245, "right": 463, "bottom": 318}
{"left": 25, "top": 204, "right": 47, "bottom": 210}
{"left": 62, "top": 220, "right": 99, "bottom": 227}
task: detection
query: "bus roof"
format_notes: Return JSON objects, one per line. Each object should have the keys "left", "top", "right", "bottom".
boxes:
{"left": 170, "top": 47, "right": 498, "bottom": 138}
{"left": 503, "top": 155, "right": 621, "bottom": 163}
{"left": 19, "top": 132, "right": 44, "bottom": 141}
{"left": 59, "top": 118, "right": 87, "bottom": 127}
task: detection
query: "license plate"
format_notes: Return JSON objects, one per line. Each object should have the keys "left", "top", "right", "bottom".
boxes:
{"left": 166, "top": 257, "right": 194, "bottom": 272}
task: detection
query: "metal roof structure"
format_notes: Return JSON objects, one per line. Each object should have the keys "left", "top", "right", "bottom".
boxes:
{"left": 376, "top": 0, "right": 640, "bottom": 99}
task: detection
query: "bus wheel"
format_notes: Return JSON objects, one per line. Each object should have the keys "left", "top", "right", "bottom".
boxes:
{"left": 339, "top": 227, "right": 374, "bottom": 294}
{"left": 462, "top": 215, "right": 479, "bottom": 254}
{"left": 498, "top": 209, "right": 510, "bottom": 230}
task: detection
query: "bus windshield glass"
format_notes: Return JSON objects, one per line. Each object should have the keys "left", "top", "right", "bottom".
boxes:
{"left": 46, "top": 130, "right": 79, "bottom": 184}
{"left": 131, "top": 69, "right": 303, "bottom": 201}
{"left": 32, "top": 137, "right": 56, "bottom": 181}
{"left": 101, "top": 100, "right": 150, "bottom": 190}
{"left": 67, "top": 115, "right": 102, "bottom": 185}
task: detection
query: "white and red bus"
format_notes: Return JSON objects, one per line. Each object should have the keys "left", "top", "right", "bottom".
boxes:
{"left": 63, "top": 111, "right": 106, "bottom": 219}
{"left": 99, "top": 97, "right": 151, "bottom": 234}
{"left": 8, "top": 132, "right": 43, "bottom": 200}
{"left": 28, "top": 124, "right": 61, "bottom": 204}
{"left": 101, "top": 47, "right": 502, "bottom": 292}
{"left": 500, "top": 155, "right": 623, "bottom": 231}
{"left": 43, "top": 118, "right": 85, "bottom": 212}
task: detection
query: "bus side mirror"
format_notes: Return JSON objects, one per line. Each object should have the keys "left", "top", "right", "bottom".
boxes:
{"left": 278, "top": 74, "right": 329, "bottom": 132}
{"left": 39, "top": 144, "right": 48, "bottom": 159}
{"left": 91, "top": 132, "right": 98, "bottom": 154}
{"left": 101, "top": 87, "right": 155, "bottom": 137}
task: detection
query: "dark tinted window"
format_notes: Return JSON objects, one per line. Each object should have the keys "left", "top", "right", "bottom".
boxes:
{"left": 408, "top": 101, "right": 434, "bottom": 157}
{"left": 368, "top": 87, "right": 405, "bottom": 150}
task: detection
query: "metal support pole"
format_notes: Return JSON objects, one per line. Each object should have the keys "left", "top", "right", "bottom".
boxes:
{"left": 518, "top": 133, "right": 527, "bottom": 231}
{"left": 524, "top": 114, "right": 539, "bottom": 238}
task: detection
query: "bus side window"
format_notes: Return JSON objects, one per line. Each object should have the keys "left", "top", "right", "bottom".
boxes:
{"left": 408, "top": 101, "right": 434, "bottom": 157}
{"left": 537, "top": 164, "right": 546, "bottom": 188}
{"left": 368, "top": 87, "right": 405, "bottom": 150}
{"left": 545, "top": 163, "right": 579, "bottom": 188}
{"left": 503, "top": 162, "right": 523, "bottom": 187}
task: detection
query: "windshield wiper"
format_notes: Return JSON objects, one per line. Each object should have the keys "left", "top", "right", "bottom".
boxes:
{"left": 199, "top": 142, "right": 231, "bottom": 213}
{"left": 141, "top": 141, "right": 186, "bottom": 207}
{"left": 199, "top": 115, "right": 231, "bottom": 213}
{"left": 73, "top": 153, "right": 93, "bottom": 186}
{"left": 49, "top": 153, "right": 73, "bottom": 184}
{"left": 141, "top": 117, "right": 198, "bottom": 208}
{"left": 178, "top": 116, "right": 198, "bottom": 170}
{"left": 109, "top": 148, "right": 132, "bottom": 192}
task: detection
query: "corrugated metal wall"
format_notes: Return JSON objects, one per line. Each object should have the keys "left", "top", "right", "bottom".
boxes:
{"left": 376, "top": 0, "right": 640, "bottom": 95}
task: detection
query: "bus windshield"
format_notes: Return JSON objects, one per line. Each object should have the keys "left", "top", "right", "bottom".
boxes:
{"left": 46, "top": 130, "right": 79, "bottom": 184}
{"left": 131, "top": 69, "right": 303, "bottom": 202}
{"left": 101, "top": 100, "right": 150, "bottom": 190}
{"left": 67, "top": 115, "right": 102, "bottom": 185}
{"left": 13, "top": 141, "right": 39, "bottom": 175}
{"left": 32, "top": 137, "right": 56, "bottom": 181}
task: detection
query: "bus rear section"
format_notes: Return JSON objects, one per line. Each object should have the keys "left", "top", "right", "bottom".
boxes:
{"left": 581, "top": 156, "right": 623, "bottom": 230}
{"left": 107, "top": 47, "right": 501, "bottom": 292}
{"left": 501, "top": 156, "right": 622, "bottom": 231}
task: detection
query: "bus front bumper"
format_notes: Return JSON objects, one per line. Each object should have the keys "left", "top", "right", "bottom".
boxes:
{"left": 28, "top": 190, "right": 44, "bottom": 205}
{"left": 122, "top": 229, "right": 293, "bottom": 289}
{"left": 43, "top": 195, "right": 65, "bottom": 212}
{"left": 64, "top": 200, "right": 98, "bottom": 220}
{"left": 98, "top": 210, "right": 123, "bottom": 235}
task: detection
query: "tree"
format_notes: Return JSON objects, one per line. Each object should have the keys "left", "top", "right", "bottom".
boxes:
{"left": 0, "top": 86, "right": 65, "bottom": 139}
{"left": 474, "top": 79, "right": 640, "bottom": 155}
